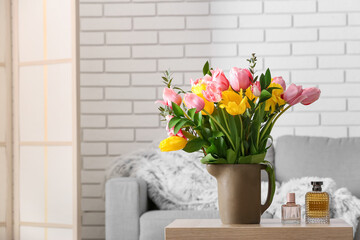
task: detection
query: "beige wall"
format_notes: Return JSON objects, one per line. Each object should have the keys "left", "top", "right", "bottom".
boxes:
{"left": 79, "top": 0, "right": 360, "bottom": 238}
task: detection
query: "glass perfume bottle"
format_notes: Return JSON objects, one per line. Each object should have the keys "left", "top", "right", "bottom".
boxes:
{"left": 281, "top": 193, "right": 301, "bottom": 224}
{"left": 305, "top": 181, "right": 330, "bottom": 224}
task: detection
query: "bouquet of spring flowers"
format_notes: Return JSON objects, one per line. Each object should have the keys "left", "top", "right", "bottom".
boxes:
{"left": 156, "top": 54, "right": 320, "bottom": 201}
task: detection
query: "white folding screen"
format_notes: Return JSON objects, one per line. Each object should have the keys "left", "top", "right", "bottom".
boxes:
{"left": 12, "top": 0, "right": 80, "bottom": 239}
{"left": 0, "top": 0, "right": 12, "bottom": 239}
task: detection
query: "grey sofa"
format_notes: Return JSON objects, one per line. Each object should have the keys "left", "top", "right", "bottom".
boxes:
{"left": 106, "top": 135, "right": 360, "bottom": 240}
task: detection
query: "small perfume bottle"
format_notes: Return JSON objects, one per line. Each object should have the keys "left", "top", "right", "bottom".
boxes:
{"left": 281, "top": 193, "right": 301, "bottom": 224}
{"left": 305, "top": 181, "right": 330, "bottom": 224}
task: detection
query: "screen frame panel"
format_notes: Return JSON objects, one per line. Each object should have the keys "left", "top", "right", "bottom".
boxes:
{"left": 0, "top": 0, "right": 13, "bottom": 239}
{"left": 12, "top": 0, "right": 80, "bottom": 239}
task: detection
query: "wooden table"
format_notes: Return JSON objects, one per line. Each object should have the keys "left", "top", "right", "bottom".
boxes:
{"left": 165, "top": 219, "right": 353, "bottom": 240}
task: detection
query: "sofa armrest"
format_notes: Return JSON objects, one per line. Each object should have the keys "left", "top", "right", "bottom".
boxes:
{"left": 106, "top": 177, "right": 148, "bottom": 240}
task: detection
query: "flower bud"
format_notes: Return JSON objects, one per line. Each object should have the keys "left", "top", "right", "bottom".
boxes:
{"left": 229, "top": 67, "right": 253, "bottom": 91}
{"left": 183, "top": 93, "right": 205, "bottom": 113}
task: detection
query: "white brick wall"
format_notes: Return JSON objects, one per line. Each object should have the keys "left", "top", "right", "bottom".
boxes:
{"left": 79, "top": 0, "right": 360, "bottom": 238}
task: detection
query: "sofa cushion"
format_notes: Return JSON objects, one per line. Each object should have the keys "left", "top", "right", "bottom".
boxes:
{"left": 275, "top": 135, "right": 360, "bottom": 198}
{"left": 108, "top": 144, "right": 275, "bottom": 211}
{"left": 139, "top": 210, "right": 273, "bottom": 240}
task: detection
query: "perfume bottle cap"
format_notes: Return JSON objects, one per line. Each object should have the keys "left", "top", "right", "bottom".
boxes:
{"left": 286, "top": 193, "right": 295, "bottom": 203}
{"left": 311, "top": 181, "right": 323, "bottom": 186}
{"left": 311, "top": 181, "right": 323, "bottom": 191}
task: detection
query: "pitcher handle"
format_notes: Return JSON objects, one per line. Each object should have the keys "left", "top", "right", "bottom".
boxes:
{"left": 260, "top": 163, "right": 275, "bottom": 214}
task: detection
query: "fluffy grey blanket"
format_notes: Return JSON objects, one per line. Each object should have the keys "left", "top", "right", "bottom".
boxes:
{"left": 106, "top": 147, "right": 360, "bottom": 236}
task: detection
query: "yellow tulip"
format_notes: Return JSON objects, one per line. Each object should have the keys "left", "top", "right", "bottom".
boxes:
{"left": 219, "top": 90, "right": 248, "bottom": 115}
{"left": 245, "top": 86, "right": 257, "bottom": 108}
{"left": 265, "top": 83, "right": 286, "bottom": 113}
{"left": 198, "top": 94, "right": 214, "bottom": 115}
{"left": 159, "top": 136, "right": 187, "bottom": 152}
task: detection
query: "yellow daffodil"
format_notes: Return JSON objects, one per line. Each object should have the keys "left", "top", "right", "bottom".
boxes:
{"left": 219, "top": 90, "right": 248, "bottom": 115}
{"left": 159, "top": 136, "right": 187, "bottom": 152}
{"left": 245, "top": 86, "right": 257, "bottom": 108}
{"left": 265, "top": 83, "right": 286, "bottom": 113}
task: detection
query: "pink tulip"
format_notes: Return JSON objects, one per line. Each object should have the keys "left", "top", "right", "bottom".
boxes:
{"left": 191, "top": 75, "right": 211, "bottom": 86}
{"left": 202, "top": 81, "right": 222, "bottom": 102}
{"left": 156, "top": 88, "right": 182, "bottom": 107}
{"left": 191, "top": 75, "right": 212, "bottom": 87}
{"left": 252, "top": 81, "right": 261, "bottom": 97}
{"left": 211, "top": 68, "right": 229, "bottom": 91}
{"left": 272, "top": 77, "right": 286, "bottom": 91}
{"left": 166, "top": 115, "right": 185, "bottom": 138}
{"left": 229, "top": 67, "right": 253, "bottom": 91}
{"left": 190, "top": 78, "right": 202, "bottom": 86}
{"left": 301, "top": 87, "right": 321, "bottom": 105}
{"left": 283, "top": 84, "right": 307, "bottom": 106}
{"left": 183, "top": 93, "right": 205, "bottom": 113}
{"left": 203, "top": 74, "right": 212, "bottom": 82}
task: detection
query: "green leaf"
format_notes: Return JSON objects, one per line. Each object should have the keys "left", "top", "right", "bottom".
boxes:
{"left": 243, "top": 140, "right": 250, "bottom": 153}
{"left": 168, "top": 117, "right": 181, "bottom": 129}
{"left": 259, "top": 89, "right": 272, "bottom": 103}
{"left": 182, "top": 131, "right": 196, "bottom": 140}
{"left": 214, "top": 137, "right": 226, "bottom": 157}
{"left": 200, "top": 153, "right": 227, "bottom": 164}
{"left": 209, "top": 118, "right": 217, "bottom": 132}
{"left": 203, "top": 61, "right": 210, "bottom": 76}
{"left": 250, "top": 141, "right": 258, "bottom": 155}
{"left": 226, "top": 149, "right": 237, "bottom": 164}
{"left": 211, "top": 108, "right": 222, "bottom": 123}
{"left": 234, "top": 116, "right": 242, "bottom": 153}
{"left": 172, "top": 102, "right": 184, "bottom": 117}
{"left": 260, "top": 74, "right": 265, "bottom": 91}
{"left": 265, "top": 68, "right": 271, "bottom": 89}
{"left": 194, "top": 112, "right": 202, "bottom": 127}
{"left": 228, "top": 115, "right": 238, "bottom": 149}
{"left": 183, "top": 138, "right": 206, "bottom": 153}
{"left": 174, "top": 119, "right": 188, "bottom": 135}
{"left": 202, "top": 127, "right": 212, "bottom": 139}
{"left": 247, "top": 98, "right": 255, "bottom": 109}
{"left": 188, "top": 108, "right": 197, "bottom": 120}
{"left": 205, "top": 144, "right": 218, "bottom": 155}
{"left": 236, "top": 152, "right": 266, "bottom": 164}
{"left": 212, "top": 131, "right": 224, "bottom": 138}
